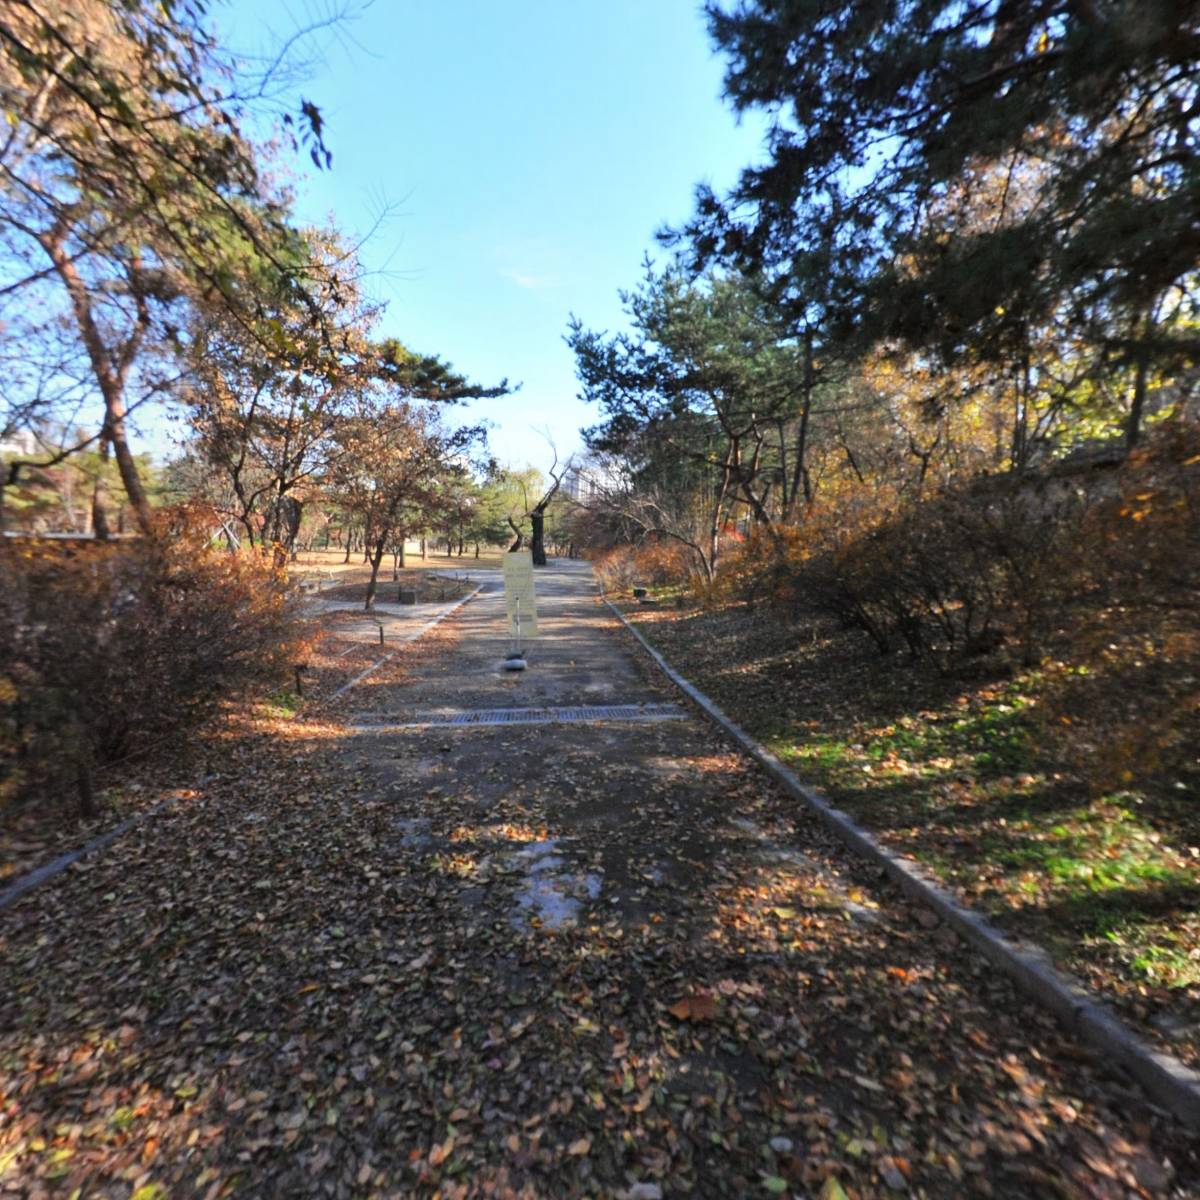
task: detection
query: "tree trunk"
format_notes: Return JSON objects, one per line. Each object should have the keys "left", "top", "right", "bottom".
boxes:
{"left": 687, "top": 539, "right": 715, "bottom": 586}
{"left": 91, "top": 439, "right": 111, "bottom": 540}
{"left": 45, "top": 236, "right": 155, "bottom": 534}
{"left": 0, "top": 464, "right": 14, "bottom": 534}
{"left": 420, "top": 537, "right": 427, "bottom": 560}
{"left": 76, "top": 761, "right": 97, "bottom": 821}
{"left": 1011, "top": 339, "right": 1031, "bottom": 470}
{"left": 531, "top": 508, "right": 547, "bottom": 566}
{"left": 364, "top": 541, "right": 386, "bottom": 611}
{"left": 1127, "top": 343, "right": 1150, "bottom": 449}
{"left": 104, "top": 401, "right": 152, "bottom": 534}
{"left": 783, "top": 326, "right": 815, "bottom": 522}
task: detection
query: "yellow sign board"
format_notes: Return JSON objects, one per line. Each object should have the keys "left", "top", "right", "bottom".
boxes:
{"left": 502, "top": 550, "right": 538, "bottom": 638}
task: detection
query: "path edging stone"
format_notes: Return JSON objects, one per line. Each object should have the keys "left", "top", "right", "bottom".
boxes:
{"left": 0, "top": 791, "right": 187, "bottom": 914}
{"left": 329, "top": 584, "right": 484, "bottom": 700}
{"left": 2, "top": 587, "right": 487, "bottom": 915}
{"left": 601, "top": 592, "right": 1200, "bottom": 1129}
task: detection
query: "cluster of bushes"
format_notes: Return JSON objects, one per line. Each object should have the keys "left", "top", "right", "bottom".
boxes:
{"left": 592, "top": 538, "right": 698, "bottom": 594}
{"left": 722, "top": 424, "right": 1200, "bottom": 672}
{"left": 0, "top": 510, "right": 307, "bottom": 819}
{"left": 800, "top": 481, "right": 1088, "bottom": 666}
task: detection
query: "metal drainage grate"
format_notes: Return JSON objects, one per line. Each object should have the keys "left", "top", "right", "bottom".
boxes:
{"left": 349, "top": 703, "right": 686, "bottom": 731}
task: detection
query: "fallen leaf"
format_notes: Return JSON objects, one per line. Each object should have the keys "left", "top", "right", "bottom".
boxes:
{"left": 879, "top": 1155, "right": 907, "bottom": 1191}
{"left": 668, "top": 993, "right": 718, "bottom": 1022}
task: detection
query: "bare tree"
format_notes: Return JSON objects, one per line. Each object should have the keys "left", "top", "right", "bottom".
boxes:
{"left": 574, "top": 454, "right": 720, "bottom": 584}
{"left": 527, "top": 438, "right": 573, "bottom": 567}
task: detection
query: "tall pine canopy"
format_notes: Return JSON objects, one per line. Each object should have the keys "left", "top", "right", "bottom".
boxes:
{"left": 682, "top": 1, "right": 1200, "bottom": 374}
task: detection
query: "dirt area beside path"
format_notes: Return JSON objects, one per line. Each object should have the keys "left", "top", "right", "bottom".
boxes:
{"left": 610, "top": 595, "right": 1200, "bottom": 1075}
{"left": 317, "top": 571, "right": 475, "bottom": 608}
{"left": 1, "top": 561, "right": 1196, "bottom": 1198}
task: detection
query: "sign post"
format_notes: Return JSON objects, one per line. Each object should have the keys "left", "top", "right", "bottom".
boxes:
{"left": 502, "top": 550, "right": 538, "bottom": 669}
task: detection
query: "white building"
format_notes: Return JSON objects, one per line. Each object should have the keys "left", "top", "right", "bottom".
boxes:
{"left": 0, "top": 428, "right": 38, "bottom": 460}
{"left": 562, "top": 461, "right": 623, "bottom": 503}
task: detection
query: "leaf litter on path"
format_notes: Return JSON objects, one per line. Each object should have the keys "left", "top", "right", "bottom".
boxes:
{"left": 0, "top": 572, "right": 1196, "bottom": 1198}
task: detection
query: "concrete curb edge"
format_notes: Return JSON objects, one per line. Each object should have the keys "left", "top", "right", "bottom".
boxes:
{"left": 1, "top": 585, "right": 488, "bottom": 915}
{"left": 0, "top": 791, "right": 186, "bottom": 915}
{"left": 602, "top": 593, "right": 1200, "bottom": 1129}
{"left": 329, "top": 584, "right": 484, "bottom": 700}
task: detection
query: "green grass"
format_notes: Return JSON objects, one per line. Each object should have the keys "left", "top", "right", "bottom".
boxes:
{"left": 627, "top": 597, "right": 1200, "bottom": 1062}
{"left": 265, "top": 688, "right": 303, "bottom": 717}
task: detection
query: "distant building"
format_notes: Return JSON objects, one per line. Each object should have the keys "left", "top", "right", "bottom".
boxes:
{"left": 0, "top": 428, "right": 38, "bottom": 461}
{"left": 562, "top": 461, "right": 622, "bottom": 502}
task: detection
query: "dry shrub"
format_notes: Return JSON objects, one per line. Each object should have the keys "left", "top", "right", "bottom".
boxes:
{"left": 836, "top": 478, "right": 1089, "bottom": 665}
{"left": 722, "top": 474, "right": 1090, "bottom": 667}
{"left": 631, "top": 538, "right": 695, "bottom": 587}
{"left": 0, "top": 506, "right": 306, "bottom": 819}
{"left": 716, "top": 483, "right": 897, "bottom": 615}
{"left": 592, "top": 538, "right": 697, "bottom": 594}
{"left": 1034, "top": 422, "right": 1200, "bottom": 792}
{"left": 724, "top": 422, "right": 1195, "bottom": 681}
{"left": 1083, "top": 420, "right": 1200, "bottom": 596}
{"left": 590, "top": 545, "right": 636, "bottom": 593}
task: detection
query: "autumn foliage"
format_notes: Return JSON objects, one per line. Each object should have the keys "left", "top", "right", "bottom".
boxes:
{"left": 591, "top": 538, "right": 698, "bottom": 593}
{"left": 715, "top": 427, "right": 1189, "bottom": 665}
{"left": 0, "top": 509, "right": 306, "bottom": 818}
{"left": 1036, "top": 425, "right": 1200, "bottom": 794}
{"left": 705, "top": 422, "right": 1200, "bottom": 801}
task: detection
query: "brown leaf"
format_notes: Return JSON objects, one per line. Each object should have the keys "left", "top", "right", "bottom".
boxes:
{"left": 668, "top": 993, "right": 717, "bottom": 1022}
{"left": 879, "top": 1155, "right": 907, "bottom": 1191}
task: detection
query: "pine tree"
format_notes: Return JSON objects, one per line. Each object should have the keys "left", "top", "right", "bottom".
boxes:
{"left": 680, "top": 1, "right": 1200, "bottom": 386}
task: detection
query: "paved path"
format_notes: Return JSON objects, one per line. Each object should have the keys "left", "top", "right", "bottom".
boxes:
{"left": 0, "top": 560, "right": 1193, "bottom": 1198}
{"left": 346, "top": 560, "right": 653, "bottom": 715}
{"left": 306, "top": 570, "right": 495, "bottom": 647}
{"left": 333, "top": 560, "right": 1194, "bottom": 1195}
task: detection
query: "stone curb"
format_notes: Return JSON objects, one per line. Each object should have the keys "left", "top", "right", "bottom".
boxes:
{"left": 329, "top": 584, "right": 485, "bottom": 700}
{"left": 0, "top": 790, "right": 190, "bottom": 915}
{"left": 602, "top": 593, "right": 1200, "bottom": 1130}
{"left": 1, "top": 587, "right": 488, "bottom": 916}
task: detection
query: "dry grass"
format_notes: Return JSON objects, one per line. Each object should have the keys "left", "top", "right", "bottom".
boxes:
{"left": 292, "top": 545, "right": 508, "bottom": 583}
{"left": 619, "top": 590, "right": 1200, "bottom": 1070}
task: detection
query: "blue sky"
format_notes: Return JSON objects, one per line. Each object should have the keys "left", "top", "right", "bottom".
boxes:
{"left": 220, "top": 0, "right": 767, "bottom": 474}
